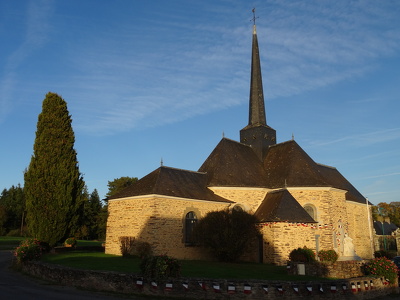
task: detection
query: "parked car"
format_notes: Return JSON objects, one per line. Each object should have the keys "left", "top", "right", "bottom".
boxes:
{"left": 392, "top": 256, "right": 400, "bottom": 276}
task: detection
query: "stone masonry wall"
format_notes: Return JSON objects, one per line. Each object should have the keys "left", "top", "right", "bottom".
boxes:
{"left": 288, "top": 188, "right": 373, "bottom": 260}
{"left": 106, "top": 187, "right": 374, "bottom": 264}
{"left": 288, "top": 261, "right": 365, "bottom": 278}
{"left": 106, "top": 195, "right": 228, "bottom": 259}
{"left": 260, "top": 223, "right": 316, "bottom": 265}
{"left": 346, "top": 201, "right": 375, "bottom": 258}
{"left": 21, "top": 261, "right": 398, "bottom": 300}
{"left": 209, "top": 187, "right": 268, "bottom": 213}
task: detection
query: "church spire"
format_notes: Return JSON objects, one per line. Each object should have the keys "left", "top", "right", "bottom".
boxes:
{"left": 248, "top": 14, "right": 266, "bottom": 126}
{"left": 240, "top": 9, "right": 276, "bottom": 161}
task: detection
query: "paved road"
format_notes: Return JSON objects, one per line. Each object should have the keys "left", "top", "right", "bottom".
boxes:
{"left": 0, "top": 251, "right": 153, "bottom": 300}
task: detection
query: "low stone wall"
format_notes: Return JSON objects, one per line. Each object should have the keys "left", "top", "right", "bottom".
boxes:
{"left": 288, "top": 261, "right": 366, "bottom": 278}
{"left": 21, "top": 261, "right": 398, "bottom": 300}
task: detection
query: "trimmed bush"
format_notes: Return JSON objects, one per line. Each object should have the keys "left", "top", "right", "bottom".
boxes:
{"left": 64, "top": 237, "right": 77, "bottom": 247}
{"left": 140, "top": 255, "right": 181, "bottom": 280}
{"left": 14, "top": 238, "right": 43, "bottom": 263}
{"left": 318, "top": 250, "right": 338, "bottom": 263}
{"left": 289, "top": 247, "right": 316, "bottom": 263}
{"left": 364, "top": 257, "right": 398, "bottom": 284}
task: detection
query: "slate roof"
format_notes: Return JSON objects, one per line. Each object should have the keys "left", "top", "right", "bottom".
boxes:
{"left": 255, "top": 189, "right": 317, "bottom": 223}
{"left": 263, "top": 140, "right": 367, "bottom": 204}
{"left": 373, "top": 221, "right": 398, "bottom": 235}
{"left": 263, "top": 140, "right": 329, "bottom": 188}
{"left": 108, "top": 166, "right": 232, "bottom": 203}
{"left": 198, "top": 138, "right": 267, "bottom": 187}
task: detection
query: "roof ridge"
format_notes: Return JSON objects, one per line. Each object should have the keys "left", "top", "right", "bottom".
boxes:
{"left": 160, "top": 165, "right": 207, "bottom": 175}
{"left": 222, "top": 137, "right": 253, "bottom": 148}
{"left": 316, "top": 163, "right": 336, "bottom": 170}
{"left": 269, "top": 139, "right": 297, "bottom": 148}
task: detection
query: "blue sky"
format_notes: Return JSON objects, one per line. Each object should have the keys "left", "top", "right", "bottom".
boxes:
{"left": 0, "top": 0, "right": 399, "bottom": 205}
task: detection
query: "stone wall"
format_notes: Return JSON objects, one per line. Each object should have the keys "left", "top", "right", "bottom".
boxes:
{"left": 346, "top": 201, "right": 375, "bottom": 258}
{"left": 105, "top": 187, "right": 374, "bottom": 265}
{"left": 21, "top": 261, "right": 398, "bottom": 300}
{"left": 288, "top": 261, "right": 365, "bottom": 279}
{"left": 260, "top": 223, "right": 316, "bottom": 265}
{"left": 210, "top": 187, "right": 269, "bottom": 212}
{"left": 106, "top": 195, "right": 228, "bottom": 259}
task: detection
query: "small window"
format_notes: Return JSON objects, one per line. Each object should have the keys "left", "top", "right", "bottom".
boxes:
{"left": 185, "top": 211, "right": 197, "bottom": 245}
{"left": 233, "top": 205, "right": 244, "bottom": 212}
{"left": 304, "top": 205, "right": 316, "bottom": 220}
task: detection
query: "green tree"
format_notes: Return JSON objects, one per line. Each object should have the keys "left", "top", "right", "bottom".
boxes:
{"left": 105, "top": 176, "right": 137, "bottom": 200}
{"left": 0, "top": 205, "right": 7, "bottom": 235}
{"left": 193, "top": 209, "right": 261, "bottom": 262}
{"left": 96, "top": 205, "right": 108, "bottom": 240}
{"left": 24, "top": 92, "right": 85, "bottom": 246}
{"left": 0, "top": 185, "right": 25, "bottom": 233}
{"left": 372, "top": 202, "right": 400, "bottom": 227}
{"left": 77, "top": 188, "right": 103, "bottom": 240}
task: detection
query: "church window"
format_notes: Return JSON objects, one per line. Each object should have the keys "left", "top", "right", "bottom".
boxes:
{"left": 185, "top": 211, "right": 197, "bottom": 246}
{"left": 304, "top": 205, "right": 317, "bottom": 221}
{"left": 233, "top": 205, "right": 244, "bottom": 212}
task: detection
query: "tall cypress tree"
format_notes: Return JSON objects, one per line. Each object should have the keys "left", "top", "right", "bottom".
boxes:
{"left": 24, "top": 92, "right": 84, "bottom": 246}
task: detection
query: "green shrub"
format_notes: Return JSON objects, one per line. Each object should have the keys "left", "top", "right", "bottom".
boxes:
{"left": 14, "top": 238, "right": 43, "bottom": 263}
{"left": 364, "top": 257, "right": 398, "bottom": 284}
{"left": 318, "top": 249, "right": 338, "bottom": 263}
{"left": 136, "top": 241, "right": 152, "bottom": 259}
{"left": 6, "top": 229, "right": 25, "bottom": 237}
{"left": 289, "top": 247, "right": 316, "bottom": 262}
{"left": 119, "top": 236, "right": 135, "bottom": 257}
{"left": 140, "top": 255, "right": 181, "bottom": 280}
{"left": 64, "top": 237, "right": 77, "bottom": 247}
{"left": 193, "top": 209, "right": 261, "bottom": 262}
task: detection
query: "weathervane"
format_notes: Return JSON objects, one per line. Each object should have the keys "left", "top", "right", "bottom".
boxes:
{"left": 251, "top": 8, "right": 259, "bottom": 25}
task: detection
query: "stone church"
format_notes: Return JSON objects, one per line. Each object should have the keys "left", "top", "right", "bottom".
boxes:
{"left": 105, "top": 23, "right": 374, "bottom": 265}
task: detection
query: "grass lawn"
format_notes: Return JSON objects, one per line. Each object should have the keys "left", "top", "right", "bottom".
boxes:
{"left": 41, "top": 251, "right": 321, "bottom": 281}
{"left": 0, "top": 236, "right": 25, "bottom": 250}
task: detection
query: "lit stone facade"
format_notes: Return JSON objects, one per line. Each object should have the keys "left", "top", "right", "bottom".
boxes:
{"left": 106, "top": 195, "right": 228, "bottom": 260}
{"left": 106, "top": 187, "right": 374, "bottom": 265}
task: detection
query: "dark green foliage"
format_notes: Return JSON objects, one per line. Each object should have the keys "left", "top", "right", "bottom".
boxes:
{"left": 364, "top": 257, "right": 398, "bottom": 284}
{"left": 140, "top": 255, "right": 181, "bottom": 280}
{"left": 14, "top": 238, "right": 43, "bottom": 263}
{"left": 64, "top": 237, "right": 77, "bottom": 246}
{"left": 372, "top": 202, "right": 400, "bottom": 227}
{"left": 76, "top": 188, "right": 103, "bottom": 240}
{"left": 289, "top": 247, "right": 316, "bottom": 262}
{"left": 95, "top": 205, "right": 108, "bottom": 240}
{"left": 105, "top": 176, "right": 138, "bottom": 200}
{"left": 193, "top": 209, "right": 261, "bottom": 262}
{"left": 119, "top": 236, "right": 136, "bottom": 257}
{"left": 136, "top": 241, "right": 152, "bottom": 259}
{"left": 0, "top": 185, "right": 25, "bottom": 234}
{"left": 24, "top": 92, "right": 85, "bottom": 246}
{"left": 317, "top": 249, "right": 338, "bottom": 263}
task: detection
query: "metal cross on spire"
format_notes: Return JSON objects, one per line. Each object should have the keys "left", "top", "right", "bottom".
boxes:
{"left": 251, "top": 8, "right": 259, "bottom": 25}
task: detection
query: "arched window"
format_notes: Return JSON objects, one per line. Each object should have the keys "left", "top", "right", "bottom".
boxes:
{"left": 185, "top": 211, "right": 197, "bottom": 245}
{"left": 233, "top": 205, "right": 244, "bottom": 212}
{"left": 304, "top": 205, "right": 316, "bottom": 221}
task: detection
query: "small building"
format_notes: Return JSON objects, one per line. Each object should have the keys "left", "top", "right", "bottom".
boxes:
{"left": 373, "top": 217, "right": 399, "bottom": 255}
{"left": 105, "top": 22, "right": 374, "bottom": 265}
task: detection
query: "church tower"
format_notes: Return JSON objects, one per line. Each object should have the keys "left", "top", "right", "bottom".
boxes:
{"left": 240, "top": 16, "right": 276, "bottom": 161}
